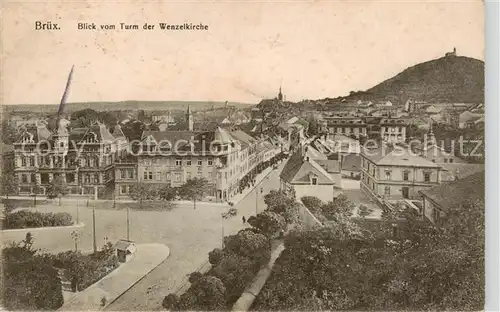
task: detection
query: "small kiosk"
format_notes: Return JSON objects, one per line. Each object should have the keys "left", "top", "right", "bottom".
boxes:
{"left": 115, "top": 240, "right": 137, "bottom": 263}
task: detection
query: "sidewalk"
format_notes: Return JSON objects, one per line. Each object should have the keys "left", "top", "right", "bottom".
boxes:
{"left": 59, "top": 243, "right": 170, "bottom": 311}
{"left": 229, "top": 164, "right": 282, "bottom": 207}
{"left": 2, "top": 196, "right": 228, "bottom": 207}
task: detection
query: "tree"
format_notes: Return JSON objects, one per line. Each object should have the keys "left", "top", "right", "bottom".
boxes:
{"left": 248, "top": 211, "right": 286, "bottom": 238}
{"left": 129, "top": 182, "right": 156, "bottom": 209}
{"left": 211, "top": 253, "right": 259, "bottom": 304}
{"left": 177, "top": 276, "right": 226, "bottom": 311}
{"left": 1, "top": 171, "right": 19, "bottom": 199}
{"left": 357, "top": 204, "right": 374, "bottom": 219}
{"left": 98, "top": 111, "right": 118, "bottom": 127}
{"left": 31, "top": 180, "right": 41, "bottom": 208}
{"left": 3, "top": 233, "right": 64, "bottom": 310}
{"left": 264, "top": 189, "right": 301, "bottom": 226}
{"left": 1, "top": 121, "right": 17, "bottom": 144}
{"left": 223, "top": 229, "right": 271, "bottom": 266}
{"left": 321, "top": 194, "right": 355, "bottom": 221}
{"left": 178, "top": 178, "right": 211, "bottom": 209}
{"left": 158, "top": 184, "right": 177, "bottom": 202}
{"left": 301, "top": 196, "right": 325, "bottom": 214}
{"left": 70, "top": 108, "right": 99, "bottom": 128}
{"left": 162, "top": 293, "right": 180, "bottom": 311}
{"left": 307, "top": 116, "right": 320, "bottom": 136}
{"left": 46, "top": 176, "right": 68, "bottom": 206}
{"left": 208, "top": 248, "right": 227, "bottom": 266}
{"left": 253, "top": 199, "right": 485, "bottom": 311}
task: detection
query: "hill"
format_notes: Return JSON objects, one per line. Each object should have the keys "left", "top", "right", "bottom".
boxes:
{"left": 328, "top": 54, "right": 484, "bottom": 104}
{"left": 4, "top": 100, "right": 253, "bottom": 114}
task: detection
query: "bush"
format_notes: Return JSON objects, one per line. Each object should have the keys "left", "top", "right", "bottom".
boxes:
{"left": 163, "top": 293, "right": 180, "bottom": 310}
{"left": 2, "top": 234, "right": 64, "bottom": 310}
{"left": 3, "top": 210, "right": 73, "bottom": 229}
{"left": 58, "top": 244, "right": 119, "bottom": 291}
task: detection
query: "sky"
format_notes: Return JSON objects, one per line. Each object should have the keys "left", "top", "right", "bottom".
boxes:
{"left": 1, "top": 1, "right": 484, "bottom": 105}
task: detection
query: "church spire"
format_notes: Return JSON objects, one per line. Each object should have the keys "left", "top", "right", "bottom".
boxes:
{"left": 278, "top": 85, "right": 283, "bottom": 102}
{"left": 186, "top": 105, "right": 194, "bottom": 131}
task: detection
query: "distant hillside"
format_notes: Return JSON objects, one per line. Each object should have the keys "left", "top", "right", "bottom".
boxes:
{"left": 329, "top": 54, "right": 484, "bottom": 104}
{"left": 5, "top": 101, "right": 253, "bottom": 114}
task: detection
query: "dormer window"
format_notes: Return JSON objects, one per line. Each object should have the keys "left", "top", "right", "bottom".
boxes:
{"left": 311, "top": 177, "right": 318, "bottom": 185}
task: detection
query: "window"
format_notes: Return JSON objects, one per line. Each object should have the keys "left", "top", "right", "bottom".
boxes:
{"left": 187, "top": 172, "right": 192, "bottom": 179}
{"left": 187, "top": 160, "right": 192, "bottom": 166}
{"left": 21, "top": 157, "right": 26, "bottom": 167}
{"left": 449, "top": 158, "right": 454, "bottom": 163}
{"left": 311, "top": 177, "right": 318, "bottom": 185}
{"left": 424, "top": 172, "right": 431, "bottom": 182}
{"left": 144, "top": 171, "right": 148, "bottom": 180}
{"left": 433, "top": 208, "right": 440, "bottom": 223}
{"left": 444, "top": 158, "right": 448, "bottom": 163}
{"left": 403, "top": 172, "right": 409, "bottom": 181}
{"left": 384, "top": 186, "right": 390, "bottom": 195}
{"left": 29, "top": 157, "right": 35, "bottom": 166}
{"left": 120, "top": 185, "right": 127, "bottom": 194}
{"left": 166, "top": 173, "right": 171, "bottom": 181}
{"left": 198, "top": 160, "right": 203, "bottom": 166}
{"left": 197, "top": 171, "right": 203, "bottom": 178}
{"left": 175, "top": 159, "right": 182, "bottom": 166}
{"left": 385, "top": 171, "right": 392, "bottom": 180}
{"left": 127, "top": 170, "right": 134, "bottom": 179}
{"left": 156, "top": 172, "right": 161, "bottom": 181}
{"left": 174, "top": 173, "right": 181, "bottom": 182}
{"left": 208, "top": 159, "right": 213, "bottom": 166}
{"left": 432, "top": 159, "right": 435, "bottom": 163}
{"left": 148, "top": 171, "right": 153, "bottom": 180}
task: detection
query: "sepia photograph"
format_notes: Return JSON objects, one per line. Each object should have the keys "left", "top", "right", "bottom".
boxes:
{"left": 0, "top": 1, "right": 490, "bottom": 311}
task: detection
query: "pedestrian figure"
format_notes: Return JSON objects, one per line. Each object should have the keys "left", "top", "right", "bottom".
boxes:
{"left": 242, "top": 216, "right": 246, "bottom": 223}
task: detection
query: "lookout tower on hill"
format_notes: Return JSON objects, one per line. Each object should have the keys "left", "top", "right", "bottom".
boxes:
{"left": 445, "top": 47, "right": 457, "bottom": 57}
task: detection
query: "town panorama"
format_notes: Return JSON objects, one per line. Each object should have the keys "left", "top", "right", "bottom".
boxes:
{"left": 1, "top": 48, "right": 485, "bottom": 311}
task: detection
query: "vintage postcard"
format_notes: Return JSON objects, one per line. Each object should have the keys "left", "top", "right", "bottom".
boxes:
{"left": 0, "top": 1, "right": 486, "bottom": 311}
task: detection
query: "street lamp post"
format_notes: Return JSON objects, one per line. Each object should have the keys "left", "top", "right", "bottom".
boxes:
{"left": 71, "top": 230, "right": 79, "bottom": 252}
{"left": 221, "top": 211, "right": 230, "bottom": 249}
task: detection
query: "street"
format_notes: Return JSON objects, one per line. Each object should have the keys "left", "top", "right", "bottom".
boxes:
{"left": 105, "top": 165, "right": 283, "bottom": 311}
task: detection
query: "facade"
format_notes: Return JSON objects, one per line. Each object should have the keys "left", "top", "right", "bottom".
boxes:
{"left": 379, "top": 118, "right": 408, "bottom": 143}
{"left": 280, "top": 146, "right": 341, "bottom": 203}
{"left": 135, "top": 127, "right": 280, "bottom": 202}
{"left": 324, "top": 117, "right": 367, "bottom": 138}
{"left": 360, "top": 145, "right": 442, "bottom": 200}
{"left": 13, "top": 121, "right": 126, "bottom": 199}
{"left": 412, "top": 132, "right": 467, "bottom": 164}
{"left": 419, "top": 170, "right": 484, "bottom": 224}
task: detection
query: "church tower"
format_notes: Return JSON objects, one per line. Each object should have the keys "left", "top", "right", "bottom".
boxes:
{"left": 186, "top": 106, "right": 194, "bottom": 131}
{"left": 278, "top": 86, "right": 283, "bottom": 103}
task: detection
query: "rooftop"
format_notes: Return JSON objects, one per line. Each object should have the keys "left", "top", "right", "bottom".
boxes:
{"left": 419, "top": 170, "right": 484, "bottom": 212}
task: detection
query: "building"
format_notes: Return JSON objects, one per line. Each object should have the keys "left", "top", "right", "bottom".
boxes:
{"left": 458, "top": 110, "right": 483, "bottom": 129}
{"left": 136, "top": 126, "right": 281, "bottom": 202}
{"left": 115, "top": 240, "right": 137, "bottom": 263}
{"left": 114, "top": 155, "right": 138, "bottom": 199}
{"left": 419, "top": 170, "right": 484, "bottom": 224}
{"left": 411, "top": 129, "right": 467, "bottom": 164}
{"left": 324, "top": 117, "right": 367, "bottom": 138}
{"left": 379, "top": 118, "right": 408, "bottom": 143}
{"left": 360, "top": 145, "right": 443, "bottom": 200}
{"left": 439, "top": 163, "right": 485, "bottom": 182}
{"left": 341, "top": 154, "right": 361, "bottom": 179}
{"left": 13, "top": 120, "right": 125, "bottom": 199}
{"left": 151, "top": 111, "right": 175, "bottom": 124}
{"left": 280, "top": 147, "right": 341, "bottom": 203}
